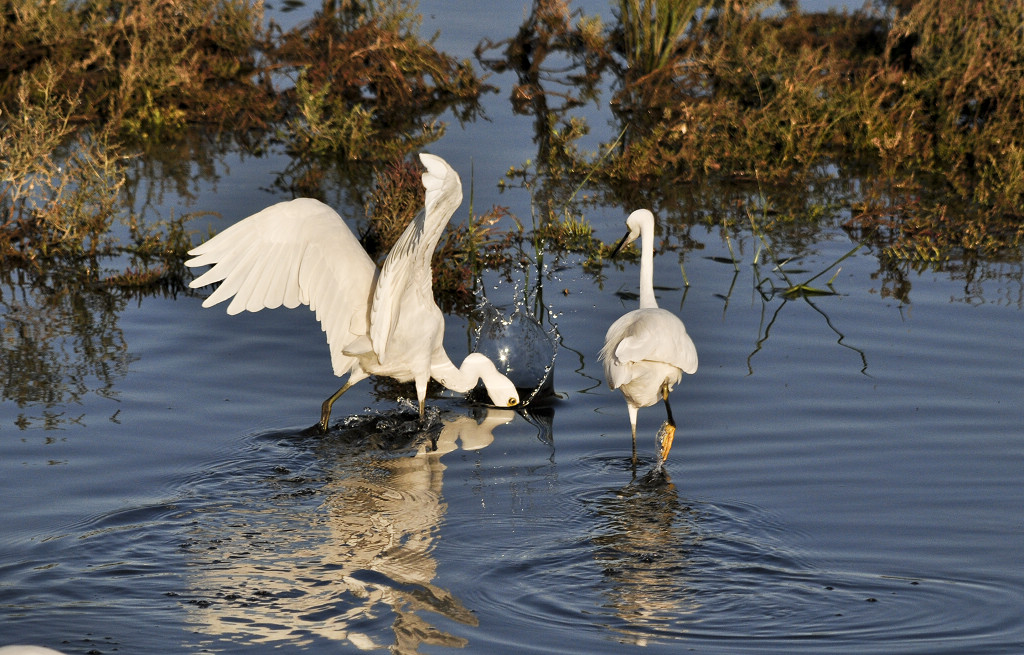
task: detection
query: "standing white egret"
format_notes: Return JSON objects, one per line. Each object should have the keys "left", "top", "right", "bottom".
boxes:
{"left": 186, "top": 153, "right": 519, "bottom": 432}
{"left": 599, "top": 209, "right": 697, "bottom": 462}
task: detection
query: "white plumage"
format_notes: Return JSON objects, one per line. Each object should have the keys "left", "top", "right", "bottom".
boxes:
{"left": 599, "top": 209, "right": 697, "bottom": 461}
{"left": 187, "top": 153, "right": 519, "bottom": 432}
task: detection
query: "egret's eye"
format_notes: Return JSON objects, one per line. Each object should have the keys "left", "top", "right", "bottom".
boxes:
{"left": 508, "top": 397, "right": 517, "bottom": 406}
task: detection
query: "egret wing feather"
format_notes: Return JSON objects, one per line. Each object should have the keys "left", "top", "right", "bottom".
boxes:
{"left": 419, "top": 153, "right": 464, "bottom": 257}
{"left": 370, "top": 211, "right": 431, "bottom": 363}
{"left": 601, "top": 309, "right": 698, "bottom": 380}
{"left": 282, "top": 256, "right": 303, "bottom": 309}
{"left": 187, "top": 198, "right": 376, "bottom": 376}
{"left": 297, "top": 239, "right": 376, "bottom": 373}
{"left": 261, "top": 243, "right": 294, "bottom": 309}
{"left": 231, "top": 242, "right": 283, "bottom": 314}
{"left": 186, "top": 218, "right": 253, "bottom": 264}
{"left": 369, "top": 154, "right": 462, "bottom": 363}
{"left": 202, "top": 249, "right": 260, "bottom": 312}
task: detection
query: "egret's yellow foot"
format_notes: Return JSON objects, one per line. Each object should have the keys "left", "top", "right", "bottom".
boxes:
{"left": 657, "top": 420, "right": 676, "bottom": 462}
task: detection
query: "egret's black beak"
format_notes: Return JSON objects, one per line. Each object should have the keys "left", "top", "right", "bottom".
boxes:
{"left": 610, "top": 231, "right": 631, "bottom": 259}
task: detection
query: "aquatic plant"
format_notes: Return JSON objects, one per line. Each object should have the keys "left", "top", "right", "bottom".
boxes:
{"left": 0, "top": 69, "right": 134, "bottom": 263}
{"left": 278, "top": 0, "right": 486, "bottom": 160}
{"left": 482, "top": 0, "right": 1022, "bottom": 270}
{"left": 0, "top": 0, "right": 491, "bottom": 291}
{"left": 614, "top": 0, "right": 702, "bottom": 76}
{"left": 0, "top": 63, "right": 197, "bottom": 291}
{"left": 0, "top": 0, "right": 273, "bottom": 138}
{"left": 2, "top": 0, "right": 1022, "bottom": 305}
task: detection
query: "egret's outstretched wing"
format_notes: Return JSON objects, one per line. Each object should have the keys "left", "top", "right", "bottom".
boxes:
{"left": 186, "top": 198, "right": 376, "bottom": 376}
{"left": 369, "top": 153, "right": 463, "bottom": 362}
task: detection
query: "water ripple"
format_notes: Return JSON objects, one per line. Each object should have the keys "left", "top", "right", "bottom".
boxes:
{"left": 450, "top": 455, "right": 1024, "bottom": 653}
{"left": 170, "top": 408, "right": 514, "bottom": 653}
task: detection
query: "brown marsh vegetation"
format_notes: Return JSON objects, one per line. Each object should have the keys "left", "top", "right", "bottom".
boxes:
{"left": 1, "top": 0, "right": 1021, "bottom": 306}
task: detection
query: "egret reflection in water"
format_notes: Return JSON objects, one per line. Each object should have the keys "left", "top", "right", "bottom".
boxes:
{"left": 180, "top": 407, "right": 515, "bottom": 652}
{"left": 590, "top": 468, "right": 702, "bottom": 644}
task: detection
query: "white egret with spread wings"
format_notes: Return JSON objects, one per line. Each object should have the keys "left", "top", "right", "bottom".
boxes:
{"left": 186, "top": 153, "right": 519, "bottom": 432}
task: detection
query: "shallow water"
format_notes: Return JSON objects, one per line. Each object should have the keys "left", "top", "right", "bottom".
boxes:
{"left": 3, "top": 2, "right": 1024, "bottom": 654}
{"left": 4, "top": 214, "right": 1021, "bottom": 654}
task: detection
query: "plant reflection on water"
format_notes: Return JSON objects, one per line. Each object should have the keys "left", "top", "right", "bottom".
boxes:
{"left": 179, "top": 407, "right": 514, "bottom": 652}
{"left": 696, "top": 201, "right": 871, "bottom": 376}
{"left": 0, "top": 269, "right": 134, "bottom": 430}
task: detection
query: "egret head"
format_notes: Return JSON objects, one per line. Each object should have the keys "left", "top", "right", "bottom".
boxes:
{"left": 611, "top": 209, "right": 654, "bottom": 258}
{"left": 465, "top": 352, "right": 520, "bottom": 408}
{"left": 485, "top": 372, "right": 520, "bottom": 409}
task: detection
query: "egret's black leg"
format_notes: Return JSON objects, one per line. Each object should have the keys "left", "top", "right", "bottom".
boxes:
{"left": 659, "top": 383, "right": 677, "bottom": 461}
{"left": 319, "top": 382, "right": 354, "bottom": 434}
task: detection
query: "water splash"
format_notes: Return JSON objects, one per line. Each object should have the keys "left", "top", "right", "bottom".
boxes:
{"left": 472, "top": 287, "right": 558, "bottom": 407}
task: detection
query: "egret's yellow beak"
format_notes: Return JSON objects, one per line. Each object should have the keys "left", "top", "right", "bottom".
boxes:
{"left": 657, "top": 420, "right": 676, "bottom": 462}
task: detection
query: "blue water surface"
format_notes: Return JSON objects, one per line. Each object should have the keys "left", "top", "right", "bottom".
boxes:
{"left": 2, "top": 2, "right": 1023, "bottom": 654}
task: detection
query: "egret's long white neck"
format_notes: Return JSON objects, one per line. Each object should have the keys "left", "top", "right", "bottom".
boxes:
{"left": 430, "top": 352, "right": 492, "bottom": 394}
{"left": 638, "top": 219, "right": 658, "bottom": 310}
{"left": 430, "top": 352, "right": 517, "bottom": 408}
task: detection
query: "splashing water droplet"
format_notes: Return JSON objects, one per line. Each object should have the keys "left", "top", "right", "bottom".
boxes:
{"left": 473, "top": 292, "right": 558, "bottom": 406}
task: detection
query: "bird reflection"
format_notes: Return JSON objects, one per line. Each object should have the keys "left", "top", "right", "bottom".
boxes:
{"left": 182, "top": 407, "right": 515, "bottom": 652}
{"left": 590, "top": 468, "right": 702, "bottom": 643}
